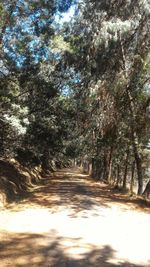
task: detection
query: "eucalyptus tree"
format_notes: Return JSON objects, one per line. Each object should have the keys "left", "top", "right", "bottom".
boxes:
{"left": 70, "top": 0, "right": 150, "bottom": 194}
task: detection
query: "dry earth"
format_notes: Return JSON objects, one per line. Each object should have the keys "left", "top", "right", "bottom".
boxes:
{"left": 0, "top": 168, "right": 150, "bottom": 267}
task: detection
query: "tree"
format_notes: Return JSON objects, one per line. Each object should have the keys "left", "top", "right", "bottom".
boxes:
{"left": 69, "top": 0, "right": 150, "bottom": 194}
{"left": 0, "top": 0, "right": 149, "bottom": 198}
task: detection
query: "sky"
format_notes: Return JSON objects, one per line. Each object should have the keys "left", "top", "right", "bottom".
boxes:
{"left": 3, "top": 0, "right": 79, "bottom": 67}
{"left": 2, "top": 0, "right": 81, "bottom": 96}
{"left": 53, "top": 3, "right": 77, "bottom": 24}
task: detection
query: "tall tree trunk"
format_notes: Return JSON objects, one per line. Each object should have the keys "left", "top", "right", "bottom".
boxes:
{"left": 119, "top": 30, "right": 145, "bottom": 196}
{"left": 132, "top": 133, "right": 143, "bottom": 195}
{"left": 74, "top": 158, "right": 77, "bottom": 167}
{"left": 123, "top": 150, "right": 129, "bottom": 190}
{"left": 126, "top": 87, "right": 143, "bottom": 195}
{"left": 116, "top": 164, "right": 120, "bottom": 187}
{"left": 88, "top": 162, "right": 92, "bottom": 175}
{"left": 96, "top": 158, "right": 103, "bottom": 180}
{"left": 41, "top": 149, "right": 50, "bottom": 172}
{"left": 130, "top": 161, "right": 135, "bottom": 194}
{"left": 108, "top": 146, "right": 113, "bottom": 183}
{"left": 142, "top": 180, "right": 150, "bottom": 199}
{"left": 103, "top": 152, "right": 107, "bottom": 181}
{"left": 91, "top": 157, "right": 97, "bottom": 178}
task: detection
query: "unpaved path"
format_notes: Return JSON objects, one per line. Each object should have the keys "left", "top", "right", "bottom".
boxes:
{"left": 0, "top": 168, "right": 150, "bottom": 267}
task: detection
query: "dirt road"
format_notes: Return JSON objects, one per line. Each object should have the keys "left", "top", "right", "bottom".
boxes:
{"left": 0, "top": 168, "right": 150, "bottom": 267}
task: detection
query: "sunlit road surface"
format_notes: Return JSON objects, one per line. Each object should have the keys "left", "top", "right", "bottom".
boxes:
{"left": 0, "top": 168, "right": 150, "bottom": 267}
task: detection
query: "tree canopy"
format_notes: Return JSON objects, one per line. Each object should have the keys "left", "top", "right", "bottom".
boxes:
{"left": 0, "top": 0, "right": 150, "bottom": 195}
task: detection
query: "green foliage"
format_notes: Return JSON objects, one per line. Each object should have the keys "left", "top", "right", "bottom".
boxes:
{"left": 0, "top": 0, "right": 150, "bottom": 195}
{"left": 50, "top": 35, "right": 74, "bottom": 54}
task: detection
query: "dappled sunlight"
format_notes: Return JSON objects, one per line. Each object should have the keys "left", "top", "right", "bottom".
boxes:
{"left": 0, "top": 168, "right": 150, "bottom": 266}
{"left": 66, "top": 171, "right": 89, "bottom": 178}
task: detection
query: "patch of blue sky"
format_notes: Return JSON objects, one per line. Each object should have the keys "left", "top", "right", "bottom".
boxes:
{"left": 5, "top": 27, "right": 11, "bottom": 34}
{"left": 59, "top": 67, "right": 81, "bottom": 95}
{"left": 12, "top": 10, "right": 19, "bottom": 17}
{"left": 61, "top": 84, "right": 71, "bottom": 96}
{"left": 53, "top": 3, "right": 78, "bottom": 28}
{"left": 56, "top": 0, "right": 77, "bottom": 12}
{"left": 28, "top": 39, "right": 40, "bottom": 49}
{"left": 4, "top": 21, "right": 34, "bottom": 40}
{"left": 32, "top": 46, "right": 50, "bottom": 63}
{"left": 29, "top": 11, "right": 41, "bottom": 20}
{"left": 38, "top": 19, "right": 47, "bottom": 27}
{"left": 20, "top": 19, "right": 33, "bottom": 29}
{"left": 74, "top": 74, "right": 81, "bottom": 84}
{"left": 3, "top": 0, "right": 79, "bottom": 67}
{"left": 16, "top": 56, "right": 26, "bottom": 68}
{"left": 53, "top": 52, "right": 62, "bottom": 61}
{"left": 60, "top": 78, "right": 81, "bottom": 95}
{"left": 69, "top": 67, "right": 81, "bottom": 82}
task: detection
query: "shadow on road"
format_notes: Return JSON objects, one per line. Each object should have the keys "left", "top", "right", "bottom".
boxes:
{"left": 0, "top": 232, "right": 146, "bottom": 267}
{"left": 10, "top": 168, "right": 150, "bottom": 216}
{"left": 1, "top": 168, "right": 150, "bottom": 267}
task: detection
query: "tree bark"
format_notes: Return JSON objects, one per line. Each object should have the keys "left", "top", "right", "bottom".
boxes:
{"left": 142, "top": 180, "right": 150, "bottom": 199}
{"left": 130, "top": 161, "right": 135, "bottom": 193}
{"left": 123, "top": 150, "right": 129, "bottom": 190}
{"left": 102, "top": 152, "right": 107, "bottom": 181}
{"left": 119, "top": 28, "right": 146, "bottom": 196}
{"left": 108, "top": 146, "right": 113, "bottom": 183}
{"left": 91, "top": 158, "right": 97, "bottom": 178}
{"left": 132, "top": 134, "right": 143, "bottom": 195}
{"left": 116, "top": 164, "right": 121, "bottom": 187}
{"left": 41, "top": 149, "right": 50, "bottom": 172}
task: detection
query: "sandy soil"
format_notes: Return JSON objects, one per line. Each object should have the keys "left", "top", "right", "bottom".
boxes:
{"left": 0, "top": 168, "right": 150, "bottom": 267}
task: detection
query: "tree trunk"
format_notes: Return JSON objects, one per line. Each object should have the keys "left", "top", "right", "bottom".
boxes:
{"left": 123, "top": 150, "right": 129, "bottom": 190}
{"left": 116, "top": 164, "right": 120, "bottom": 187}
{"left": 127, "top": 89, "right": 143, "bottom": 195}
{"left": 119, "top": 24, "right": 147, "bottom": 195}
{"left": 135, "top": 153, "right": 143, "bottom": 195}
{"left": 130, "top": 161, "right": 135, "bottom": 193}
{"left": 108, "top": 146, "right": 113, "bottom": 183}
{"left": 132, "top": 135, "right": 143, "bottom": 195}
{"left": 91, "top": 158, "right": 97, "bottom": 178}
{"left": 74, "top": 158, "right": 77, "bottom": 167}
{"left": 142, "top": 180, "right": 150, "bottom": 199}
{"left": 41, "top": 149, "right": 50, "bottom": 172}
{"left": 103, "top": 152, "right": 107, "bottom": 181}
{"left": 96, "top": 158, "right": 103, "bottom": 180}
{"left": 88, "top": 163, "right": 92, "bottom": 175}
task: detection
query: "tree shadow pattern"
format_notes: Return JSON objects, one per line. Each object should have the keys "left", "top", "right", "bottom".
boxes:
{"left": 0, "top": 232, "right": 147, "bottom": 267}
{"left": 11, "top": 168, "right": 150, "bottom": 216}
{"left": 1, "top": 168, "right": 150, "bottom": 267}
